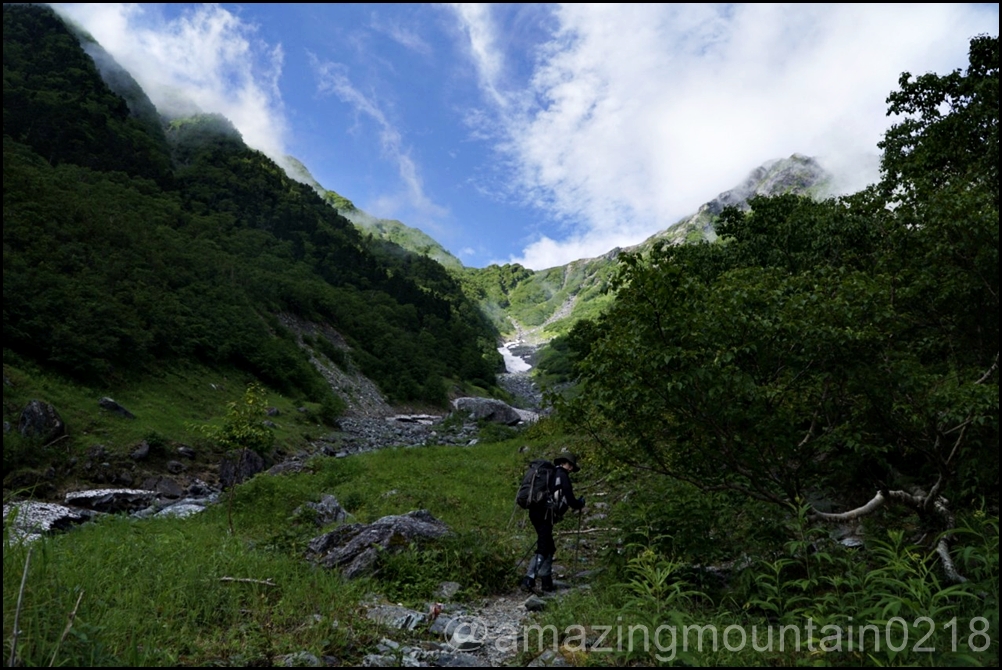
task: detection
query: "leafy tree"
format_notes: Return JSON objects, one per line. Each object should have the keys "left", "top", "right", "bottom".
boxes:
{"left": 567, "top": 36, "right": 998, "bottom": 576}
{"left": 196, "top": 383, "right": 275, "bottom": 456}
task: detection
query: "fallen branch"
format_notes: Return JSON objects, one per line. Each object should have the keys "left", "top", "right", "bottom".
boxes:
{"left": 49, "top": 590, "right": 84, "bottom": 667}
{"left": 811, "top": 489, "right": 967, "bottom": 583}
{"left": 219, "top": 577, "right": 277, "bottom": 587}
{"left": 9, "top": 546, "right": 33, "bottom": 667}
{"left": 935, "top": 537, "right": 968, "bottom": 584}
{"left": 810, "top": 491, "right": 888, "bottom": 522}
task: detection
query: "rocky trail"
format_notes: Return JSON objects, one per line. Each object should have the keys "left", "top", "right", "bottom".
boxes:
{"left": 356, "top": 497, "right": 613, "bottom": 668}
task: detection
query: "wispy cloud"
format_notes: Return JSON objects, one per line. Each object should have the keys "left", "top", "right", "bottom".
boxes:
{"left": 311, "top": 57, "right": 448, "bottom": 224}
{"left": 450, "top": 3, "right": 509, "bottom": 110}
{"left": 54, "top": 3, "right": 289, "bottom": 160}
{"left": 452, "top": 4, "right": 998, "bottom": 269}
{"left": 370, "top": 14, "right": 432, "bottom": 56}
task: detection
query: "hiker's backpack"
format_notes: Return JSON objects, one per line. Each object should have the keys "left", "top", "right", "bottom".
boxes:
{"left": 516, "top": 459, "right": 556, "bottom": 509}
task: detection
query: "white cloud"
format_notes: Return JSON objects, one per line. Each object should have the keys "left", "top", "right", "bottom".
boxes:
{"left": 311, "top": 57, "right": 448, "bottom": 225}
{"left": 452, "top": 4, "right": 998, "bottom": 269}
{"left": 370, "top": 14, "right": 433, "bottom": 56}
{"left": 53, "top": 3, "right": 288, "bottom": 160}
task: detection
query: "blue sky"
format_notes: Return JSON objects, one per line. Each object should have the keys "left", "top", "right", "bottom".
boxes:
{"left": 55, "top": 4, "right": 998, "bottom": 270}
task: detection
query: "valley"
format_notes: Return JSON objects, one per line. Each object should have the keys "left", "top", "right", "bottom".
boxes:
{"left": 2, "top": 6, "right": 997, "bottom": 667}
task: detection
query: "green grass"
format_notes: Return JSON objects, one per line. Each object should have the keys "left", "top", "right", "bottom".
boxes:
{"left": 3, "top": 430, "right": 585, "bottom": 665}
{"left": 8, "top": 410, "right": 995, "bottom": 667}
{"left": 2, "top": 359, "right": 342, "bottom": 494}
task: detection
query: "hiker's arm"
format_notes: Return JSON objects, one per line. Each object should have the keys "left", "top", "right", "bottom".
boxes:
{"left": 560, "top": 475, "right": 585, "bottom": 510}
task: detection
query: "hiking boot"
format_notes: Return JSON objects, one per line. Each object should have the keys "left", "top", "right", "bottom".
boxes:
{"left": 540, "top": 576, "right": 555, "bottom": 592}
{"left": 520, "top": 576, "right": 536, "bottom": 592}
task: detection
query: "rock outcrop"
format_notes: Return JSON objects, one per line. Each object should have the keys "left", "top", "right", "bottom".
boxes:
{"left": 307, "top": 510, "right": 450, "bottom": 579}
{"left": 17, "top": 400, "right": 65, "bottom": 442}
{"left": 452, "top": 397, "right": 522, "bottom": 425}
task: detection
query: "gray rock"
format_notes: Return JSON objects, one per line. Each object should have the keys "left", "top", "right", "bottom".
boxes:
{"left": 3, "top": 501, "right": 97, "bottom": 542}
{"left": 451, "top": 398, "right": 522, "bottom": 425}
{"left": 18, "top": 400, "right": 65, "bottom": 442}
{"left": 131, "top": 441, "right": 150, "bottom": 461}
{"left": 308, "top": 510, "right": 450, "bottom": 579}
{"left": 268, "top": 461, "right": 307, "bottom": 476}
{"left": 428, "top": 615, "right": 454, "bottom": 636}
{"left": 64, "top": 488, "right": 155, "bottom": 513}
{"left": 276, "top": 651, "right": 322, "bottom": 667}
{"left": 297, "top": 494, "right": 350, "bottom": 527}
{"left": 155, "top": 503, "right": 206, "bottom": 519}
{"left": 187, "top": 479, "right": 213, "bottom": 497}
{"left": 365, "top": 605, "right": 427, "bottom": 631}
{"left": 527, "top": 649, "right": 571, "bottom": 667}
{"left": 266, "top": 407, "right": 281, "bottom": 417}
{"left": 435, "top": 581, "right": 462, "bottom": 600}
{"left": 361, "top": 654, "right": 397, "bottom": 668}
{"left": 177, "top": 446, "right": 196, "bottom": 460}
{"left": 431, "top": 652, "right": 489, "bottom": 667}
{"left": 141, "top": 476, "right": 184, "bottom": 499}
{"left": 524, "top": 595, "right": 547, "bottom": 612}
{"left": 166, "top": 460, "right": 186, "bottom": 475}
{"left": 218, "top": 449, "right": 266, "bottom": 489}
{"left": 99, "top": 397, "right": 135, "bottom": 419}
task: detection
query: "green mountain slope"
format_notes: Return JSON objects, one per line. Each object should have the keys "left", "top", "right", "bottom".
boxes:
{"left": 3, "top": 4, "right": 499, "bottom": 408}
{"left": 459, "top": 154, "right": 833, "bottom": 342}
{"left": 283, "top": 157, "right": 466, "bottom": 273}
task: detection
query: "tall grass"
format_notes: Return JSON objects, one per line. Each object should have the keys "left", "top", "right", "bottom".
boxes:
{"left": 2, "top": 436, "right": 558, "bottom": 665}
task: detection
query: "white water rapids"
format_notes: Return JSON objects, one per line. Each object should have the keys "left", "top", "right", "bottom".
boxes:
{"left": 498, "top": 343, "right": 532, "bottom": 373}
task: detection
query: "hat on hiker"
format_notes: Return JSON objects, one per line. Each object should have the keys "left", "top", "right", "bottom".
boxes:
{"left": 553, "top": 452, "right": 580, "bottom": 473}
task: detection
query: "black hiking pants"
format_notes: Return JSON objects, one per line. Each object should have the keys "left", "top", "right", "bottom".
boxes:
{"left": 529, "top": 504, "right": 556, "bottom": 557}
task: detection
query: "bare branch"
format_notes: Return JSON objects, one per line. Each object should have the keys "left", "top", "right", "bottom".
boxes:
{"left": 975, "top": 352, "right": 999, "bottom": 384}
{"left": 49, "top": 591, "right": 84, "bottom": 667}
{"left": 811, "top": 491, "right": 888, "bottom": 521}
{"left": 936, "top": 537, "right": 968, "bottom": 583}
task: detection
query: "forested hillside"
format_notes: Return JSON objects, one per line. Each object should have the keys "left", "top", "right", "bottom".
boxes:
{"left": 3, "top": 4, "right": 499, "bottom": 409}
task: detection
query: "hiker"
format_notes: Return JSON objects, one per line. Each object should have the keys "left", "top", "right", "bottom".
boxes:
{"left": 521, "top": 453, "right": 585, "bottom": 593}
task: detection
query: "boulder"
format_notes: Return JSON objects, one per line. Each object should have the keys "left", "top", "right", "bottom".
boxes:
{"left": 218, "top": 449, "right": 265, "bottom": 488}
{"left": 64, "top": 488, "right": 155, "bottom": 513}
{"left": 3, "top": 501, "right": 97, "bottom": 543}
{"left": 308, "top": 510, "right": 450, "bottom": 579}
{"left": 18, "top": 400, "right": 65, "bottom": 442}
{"left": 155, "top": 503, "right": 206, "bottom": 519}
{"left": 296, "top": 494, "right": 350, "bottom": 527}
{"left": 364, "top": 604, "right": 428, "bottom": 630}
{"left": 99, "top": 397, "right": 135, "bottom": 419}
{"left": 451, "top": 397, "right": 522, "bottom": 425}
{"left": 141, "top": 475, "right": 185, "bottom": 499}
{"left": 131, "top": 441, "right": 151, "bottom": 461}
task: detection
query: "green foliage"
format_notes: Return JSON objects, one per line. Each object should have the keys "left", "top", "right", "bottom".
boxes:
{"left": 2, "top": 4, "right": 172, "bottom": 185}
{"left": 194, "top": 383, "right": 274, "bottom": 455}
{"left": 377, "top": 531, "right": 517, "bottom": 604}
{"left": 3, "top": 4, "right": 502, "bottom": 406}
{"left": 566, "top": 36, "right": 999, "bottom": 511}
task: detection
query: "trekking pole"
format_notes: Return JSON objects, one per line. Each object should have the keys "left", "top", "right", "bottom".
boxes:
{"left": 573, "top": 508, "right": 583, "bottom": 570}
{"left": 514, "top": 539, "right": 538, "bottom": 571}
